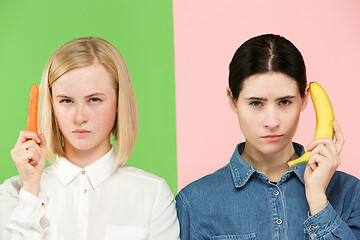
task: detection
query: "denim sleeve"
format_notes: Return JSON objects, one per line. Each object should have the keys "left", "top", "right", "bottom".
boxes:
{"left": 175, "top": 192, "right": 203, "bottom": 240}
{"left": 303, "top": 191, "right": 360, "bottom": 239}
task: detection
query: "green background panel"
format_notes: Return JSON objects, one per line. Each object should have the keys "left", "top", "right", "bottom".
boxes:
{"left": 0, "top": 0, "right": 177, "bottom": 193}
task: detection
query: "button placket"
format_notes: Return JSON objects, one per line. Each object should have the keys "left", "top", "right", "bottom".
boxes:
{"left": 78, "top": 170, "right": 90, "bottom": 240}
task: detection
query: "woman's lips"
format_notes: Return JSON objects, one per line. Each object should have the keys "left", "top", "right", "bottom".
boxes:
{"left": 73, "top": 129, "right": 91, "bottom": 136}
{"left": 262, "top": 134, "right": 282, "bottom": 142}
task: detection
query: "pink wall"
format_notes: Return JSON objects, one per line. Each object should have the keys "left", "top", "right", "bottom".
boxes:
{"left": 173, "top": 0, "right": 360, "bottom": 190}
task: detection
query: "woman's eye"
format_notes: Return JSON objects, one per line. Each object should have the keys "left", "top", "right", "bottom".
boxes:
{"left": 89, "top": 98, "right": 101, "bottom": 103}
{"left": 250, "top": 101, "right": 262, "bottom": 107}
{"left": 279, "top": 100, "right": 291, "bottom": 106}
{"left": 60, "top": 99, "right": 72, "bottom": 104}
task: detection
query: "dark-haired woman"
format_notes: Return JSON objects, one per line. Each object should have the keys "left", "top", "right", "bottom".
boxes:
{"left": 176, "top": 34, "right": 360, "bottom": 239}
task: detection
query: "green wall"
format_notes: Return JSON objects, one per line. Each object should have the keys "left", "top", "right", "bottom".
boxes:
{"left": 0, "top": 0, "right": 177, "bottom": 193}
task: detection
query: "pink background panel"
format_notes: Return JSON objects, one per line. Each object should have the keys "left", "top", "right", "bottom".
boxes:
{"left": 173, "top": 0, "right": 360, "bottom": 191}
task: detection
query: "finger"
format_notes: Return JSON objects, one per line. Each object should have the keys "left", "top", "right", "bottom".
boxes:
{"left": 20, "top": 141, "right": 41, "bottom": 161}
{"left": 38, "top": 134, "right": 47, "bottom": 163}
{"left": 333, "top": 120, "right": 344, "bottom": 154}
{"left": 307, "top": 154, "right": 318, "bottom": 171}
{"left": 28, "top": 159, "right": 38, "bottom": 167}
{"left": 310, "top": 144, "right": 340, "bottom": 169}
{"left": 309, "top": 144, "right": 326, "bottom": 161}
{"left": 38, "top": 134, "right": 47, "bottom": 150}
{"left": 27, "top": 147, "right": 41, "bottom": 164}
{"left": 25, "top": 150, "right": 39, "bottom": 165}
{"left": 24, "top": 140, "right": 42, "bottom": 152}
{"left": 306, "top": 138, "right": 333, "bottom": 152}
{"left": 312, "top": 144, "right": 336, "bottom": 163}
{"left": 15, "top": 130, "right": 40, "bottom": 146}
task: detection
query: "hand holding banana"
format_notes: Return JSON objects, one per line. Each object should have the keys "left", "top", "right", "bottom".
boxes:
{"left": 288, "top": 82, "right": 337, "bottom": 167}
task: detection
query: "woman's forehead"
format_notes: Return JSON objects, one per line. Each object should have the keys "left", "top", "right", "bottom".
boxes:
{"left": 51, "top": 64, "right": 115, "bottom": 95}
{"left": 241, "top": 72, "right": 299, "bottom": 97}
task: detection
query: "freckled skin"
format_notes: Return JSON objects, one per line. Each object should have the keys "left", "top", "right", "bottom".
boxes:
{"left": 51, "top": 63, "right": 118, "bottom": 167}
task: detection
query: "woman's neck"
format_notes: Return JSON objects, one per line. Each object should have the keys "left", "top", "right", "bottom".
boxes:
{"left": 63, "top": 141, "right": 112, "bottom": 168}
{"left": 241, "top": 141, "right": 298, "bottom": 182}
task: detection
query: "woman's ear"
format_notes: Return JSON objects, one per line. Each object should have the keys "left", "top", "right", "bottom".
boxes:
{"left": 227, "top": 87, "right": 238, "bottom": 113}
{"left": 301, "top": 84, "right": 310, "bottom": 111}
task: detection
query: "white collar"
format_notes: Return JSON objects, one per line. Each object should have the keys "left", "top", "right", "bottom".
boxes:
{"left": 54, "top": 146, "right": 117, "bottom": 189}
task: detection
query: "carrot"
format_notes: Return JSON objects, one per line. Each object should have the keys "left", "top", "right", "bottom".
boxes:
{"left": 26, "top": 84, "right": 39, "bottom": 134}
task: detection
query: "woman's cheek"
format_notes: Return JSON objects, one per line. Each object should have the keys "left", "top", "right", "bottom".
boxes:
{"left": 98, "top": 105, "right": 117, "bottom": 130}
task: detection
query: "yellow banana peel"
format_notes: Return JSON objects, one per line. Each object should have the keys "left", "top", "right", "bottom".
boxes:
{"left": 288, "top": 82, "right": 335, "bottom": 167}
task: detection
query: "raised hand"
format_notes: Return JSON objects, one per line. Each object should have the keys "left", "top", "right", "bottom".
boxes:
{"left": 304, "top": 120, "right": 344, "bottom": 215}
{"left": 10, "top": 130, "right": 47, "bottom": 196}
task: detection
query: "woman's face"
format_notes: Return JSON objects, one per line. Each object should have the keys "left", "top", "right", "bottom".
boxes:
{"left": 228, "top": 72, "right": 308, "bottom": 156}
{"left": 51, "top": 62, "right": 117, "bottom": 154}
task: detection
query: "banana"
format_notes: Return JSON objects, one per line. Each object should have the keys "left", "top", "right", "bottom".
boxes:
{"left": 288, "top": 82, "right": 335, "bottom": 167}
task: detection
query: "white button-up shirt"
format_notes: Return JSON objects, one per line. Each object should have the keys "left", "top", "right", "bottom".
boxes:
{"left": 0, "top": 147, "right": 180, "bottom": 240}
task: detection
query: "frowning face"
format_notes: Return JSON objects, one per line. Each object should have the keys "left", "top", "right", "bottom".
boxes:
{"left": 51, "top": 63, "right": 117, "bottom": 156}
{"left": 228, "top": 72, "right": 308, "bottom": 156}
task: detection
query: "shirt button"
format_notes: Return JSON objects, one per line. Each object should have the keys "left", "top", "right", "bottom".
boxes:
{"left": 276, "top": 218, "right": 282, "bottom": 225}
{"left": 273, "top": 190, "right": 279, "bottom": 196}
{"left": 309, "top": 225, "right": 316, "bottom": 232}
{"left": 41, "top": 202, "right": 45, "bottom": 207}
{"left": 84, "top": 189, "right": 87, "bottom": 194}
{"left": 81, "top": 170, "right": 86, "bottom": 175}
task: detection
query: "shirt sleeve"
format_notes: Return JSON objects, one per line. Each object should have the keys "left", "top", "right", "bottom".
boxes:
{"left": 175, "top": 192, "right": 202, "bottom": 240}
{"left": 0, "top": 184, "right": 50, "bottom": 240}
{"left": 148, "top": 180, "right": 180, "bottom": 240}
{"left": 303, "top": 195, "right": 360, "bottom": 239}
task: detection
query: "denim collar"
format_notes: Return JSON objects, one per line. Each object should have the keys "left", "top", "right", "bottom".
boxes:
{"left": 229, "top": 142, "right": 306, "bottom": 188}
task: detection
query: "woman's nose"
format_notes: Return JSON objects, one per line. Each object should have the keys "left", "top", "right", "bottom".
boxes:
{"left": 264, "top": 106, "right": 280, "bottom": 129}
{"left": 74, "top": 104, "right": 88, "bottom": 125}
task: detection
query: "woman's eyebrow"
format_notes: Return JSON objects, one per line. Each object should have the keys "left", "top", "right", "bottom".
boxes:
{"left": 55, "top": 94, "right": 73, "bottom": 99}
{"left": 55, "top": 93, "right": 105, "bottom": 98}
{"left": 85, "top": 92, "right": 105, "bottom": 98}
{"left": 245, "top": 97, "right": 267, "bottom": 101}
{"left": 276, "top": 95, "right": 296, "bottom": 101}
{"left": 244, "top": 95, "right": 296, "bottom": 101}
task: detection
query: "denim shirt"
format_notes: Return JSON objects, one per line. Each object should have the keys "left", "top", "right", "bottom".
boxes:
{"left": 176, "top": 143, "right": 360, "bottom": 240}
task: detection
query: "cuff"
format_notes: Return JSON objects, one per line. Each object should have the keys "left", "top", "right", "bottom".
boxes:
{"left": 304, "top": 202, "right": 341, "bottom": 238}
{"left": 19, "top": 188, "right": 48, "bottom": 209}
{"left": 16, "top": 188, "right": 50, "bottom": 230}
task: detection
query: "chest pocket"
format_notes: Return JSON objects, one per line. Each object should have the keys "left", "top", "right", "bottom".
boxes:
{"left": 104, "top": 225, "right": 149, "bottom": 240}
{"left": 212, "top": 233, "right": 256, "bottom": 240}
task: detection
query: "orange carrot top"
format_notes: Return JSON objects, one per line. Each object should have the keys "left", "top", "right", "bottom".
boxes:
{"left": 26, "top": 84, "right": 39, "bottom": 134}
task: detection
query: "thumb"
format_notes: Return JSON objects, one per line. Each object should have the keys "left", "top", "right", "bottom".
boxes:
{"left": 38, "top": 134, "right": 47, "bottom": 160}
{"left": 38, "top": 134, "right": 47, "bottom": 149}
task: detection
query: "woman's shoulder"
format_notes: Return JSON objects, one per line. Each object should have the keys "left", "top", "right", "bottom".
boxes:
{"left": 331, "top": 170, "right": 360, "bottom": 189}
{"left": 178, "top": 164, "right": 231, "bottom": 198}
{"left": 114, "top": 165, "right": 168, "bottom": 186}
{"left": 328, "top": 170, "right": 360, "bottom": 201}
{"left": 111, "top": 165, "right": 175, "bottom": 201}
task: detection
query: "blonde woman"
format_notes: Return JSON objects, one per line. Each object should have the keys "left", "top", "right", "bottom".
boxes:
{"left": 0, "top": 37, "right": 180, "bottom": 240}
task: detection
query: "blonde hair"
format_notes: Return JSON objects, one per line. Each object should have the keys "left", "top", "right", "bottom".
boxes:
{"left": 38, "top": 37, "right": 138, "bottom": 167}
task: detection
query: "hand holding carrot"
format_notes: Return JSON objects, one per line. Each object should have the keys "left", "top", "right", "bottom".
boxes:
{"left": 10, "top": 84, "right": 47, "bottom": 197}
{"left": 11, "top": 131, "right": 47, "bottom": 196}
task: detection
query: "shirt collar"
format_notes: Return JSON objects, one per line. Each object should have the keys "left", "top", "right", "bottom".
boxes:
{"left": 229, "top": 142, "right": 306, "bottom": 188}
{"left": 54, "top": 146, "right": 117, "bottom": 189}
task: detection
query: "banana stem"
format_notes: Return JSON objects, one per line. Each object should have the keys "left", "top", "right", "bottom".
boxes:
{"left": 288, "top": 151, "right": 311, "bottom": 167}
